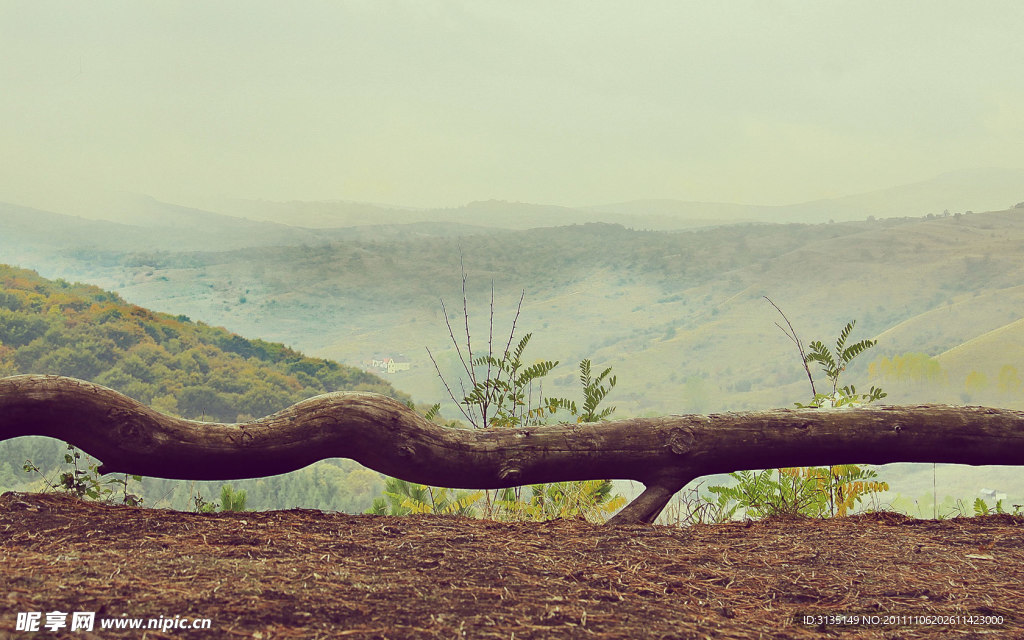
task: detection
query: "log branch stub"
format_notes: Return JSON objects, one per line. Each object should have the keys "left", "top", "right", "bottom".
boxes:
{"left": 4, "top": 375, "right": 1024, "bottom": 524}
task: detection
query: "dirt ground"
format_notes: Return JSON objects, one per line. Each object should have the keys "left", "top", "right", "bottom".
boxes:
{"left": 0, "top": 492, "right": 1021, "bottom": 639}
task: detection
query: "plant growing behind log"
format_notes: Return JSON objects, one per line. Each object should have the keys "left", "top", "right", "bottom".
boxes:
{"left": 492, "top": 479, "right": 628, "bottom": 522}
{"left": 707, "top": 303, "right": 889, "bottom": 519}
{"left": 219, "top": 484, "right": 248, "bottom": 512}
{"left": 661, "top": 481, "right": 740, "bottom": 526}
{"left": 411, "top": 269, "right": 623, "bottom": 520}
{"left": 23, "top": 443, "right": 143, "bottom": 506}
{"left": 545, "top": 358, "right": 617, "bottom": 423}
{"left": 367, "top": 477, "right": 483, "bottom": 517}
{"left": 799, "top": 320, "right": 887, "bottom": 409}
{"left": 191, "top": 484, "right": 248, "bottom": 513}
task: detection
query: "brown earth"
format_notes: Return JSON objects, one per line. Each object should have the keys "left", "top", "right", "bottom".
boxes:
{"left": 0, "top": 492, "right": 1021, "bottom": 639}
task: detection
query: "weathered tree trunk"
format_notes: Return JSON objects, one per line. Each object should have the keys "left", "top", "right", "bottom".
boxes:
{"left": 3, "top": 374, "right": 1024, "bottom": 524}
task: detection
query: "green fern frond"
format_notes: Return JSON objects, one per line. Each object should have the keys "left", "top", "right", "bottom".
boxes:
{"left": 424, "top": 403, "right": 441, "bottom": 421}
{"left": 840, "top": 338, "right": 877, "bottom": 365}
{"left": 544, "top": 397, "right": 577, "bottom": 415}
{"left": 836, "top": 321, "right": 855, "bottom": 355}
{"left": 806, "top": 341, "right": 839, "bottom": 376}
{"left": 515, "top": 360, "right": 558, "bottom": 386}
{"left": 579, "top": 358, "right": 592, "bottom": 387}
{"left": 511, "top": 333, "right": 532, "bottom": 362}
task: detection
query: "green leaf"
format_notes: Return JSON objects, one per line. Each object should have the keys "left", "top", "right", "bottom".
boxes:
{"left": 424, "top": 403, "right": 441, "bottom": 421}
{"left": 835, "top": 321, "right": 855, "bottom": 356}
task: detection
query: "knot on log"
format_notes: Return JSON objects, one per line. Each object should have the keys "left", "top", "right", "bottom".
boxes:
{"left": 667, "top": 426, "right": 695, "bottom": 455}
{"left": 499, "top": 466, "right": 522, "bottom": 483}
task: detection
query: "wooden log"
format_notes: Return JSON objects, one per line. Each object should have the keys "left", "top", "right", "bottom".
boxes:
{"left": 4, "top": 374, "right": 1024, "bottom": 524}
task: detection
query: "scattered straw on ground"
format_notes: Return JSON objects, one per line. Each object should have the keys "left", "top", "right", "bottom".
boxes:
{"left": 1, "top": 492, "right": 1021, "bottom": 639}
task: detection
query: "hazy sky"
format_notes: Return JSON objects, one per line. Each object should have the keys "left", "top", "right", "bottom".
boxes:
{"left": 2, "top": 2, "right": 1023, "bottom": 213}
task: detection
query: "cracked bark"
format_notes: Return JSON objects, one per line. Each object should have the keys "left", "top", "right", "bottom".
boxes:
{"left": 3, "top": 374, "right": 1024, "bottom": 525}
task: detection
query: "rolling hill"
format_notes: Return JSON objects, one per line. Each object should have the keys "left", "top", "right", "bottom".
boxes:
{"left": 190, "top": 167, "right": 1024, "bottom": 229}
{"left": 19, "top": 167, "right": 1019, "bottom": 234}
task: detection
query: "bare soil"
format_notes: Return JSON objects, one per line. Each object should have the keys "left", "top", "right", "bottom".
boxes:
{"left": 1, "top": 492, "right": 1021, "bottom": 639}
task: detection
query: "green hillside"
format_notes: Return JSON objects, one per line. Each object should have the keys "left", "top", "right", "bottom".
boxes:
{"left": 863, "top": 291, "right": 1024, "bottom": 409}
{"left": 0, "top": 264, "right": 408, "bottom": 511}
{"left": 934, "top": 319, "right": 1024, "bottom": 401}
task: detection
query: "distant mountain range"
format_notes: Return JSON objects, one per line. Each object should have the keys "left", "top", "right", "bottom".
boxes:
{"left": 0, "top": 197, "right": 503, "bottom": 257}
{"left": 190, "top": 168, "right": 1024, "bottom": 230}
{"left": 5, "top": 168, "right": 1019, "bottom": 239}
{"left": 590, "top": 168, "right": 1024, "bottom": 226}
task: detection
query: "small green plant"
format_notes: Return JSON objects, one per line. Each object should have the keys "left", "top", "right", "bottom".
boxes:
{"left": 707, "top": 300, "right": 890, "bottom": 520}
{"left": 427, "top": 268, "right": 618, "bottom": 432}
{"left": 23, "top": 444, "right": 143, "bottom": 505}
{"left": 193, "top": 491, "right": 218, "bottom": 513}
{"left": 972, "top": 497, "right": 1022, "bottom": 516}
{"left": 460, "top": 332, "right": 559, "bottom": 429}
{"left": 799, "top": 321, "right": 887, "bottom": 408}
{"left": 491, "top": 480, "right": 626, "bottom": 523}
{"left": 423, "top": 403, "right": 441, "bottom": 421}
{"left": 414, "top": 266, "right": 625, "bottom": 520}
{"left": 190, "top": 484, "right": 247, "bottom": 513}
{"left": 708, "top": 464, "right": 890, "bottom": 520}
{"left": 366, "top": 477, "right": 482, "bottom": 517}
{"left": 219, "top": 484, "right": 247, "bottom": 512}
{"left": 764, "top": 297, "right": 886, "bottom": 408}
{"left": 544, "top": 359, "right": 617, "bottom": 423}
{"left": 709, "top": 468, "right": 819, "bottom": 519}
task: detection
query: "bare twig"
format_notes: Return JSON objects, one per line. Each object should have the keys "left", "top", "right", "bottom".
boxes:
{"left": 502, "top": 290, "right": 526, "bottom": 364}
{"left": 425, "top": 345, "right": 475, "bottom": 426}
{"left": 438, "top": 298, "right": 482, "bottom": 426}
{"left": 460, "top": 250, "right": 475, "bottom": 385}
{"left": 440, "top": 298, "right": 472, "bottom": 383}
{"left": 488, "top": 289, "right": 526, "bottom": 401}
{"left": 764, "top": 296, "right": 817, "bottom": 397}
{"left": 486, "top": 281, "right": 495, "bottom": 405}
